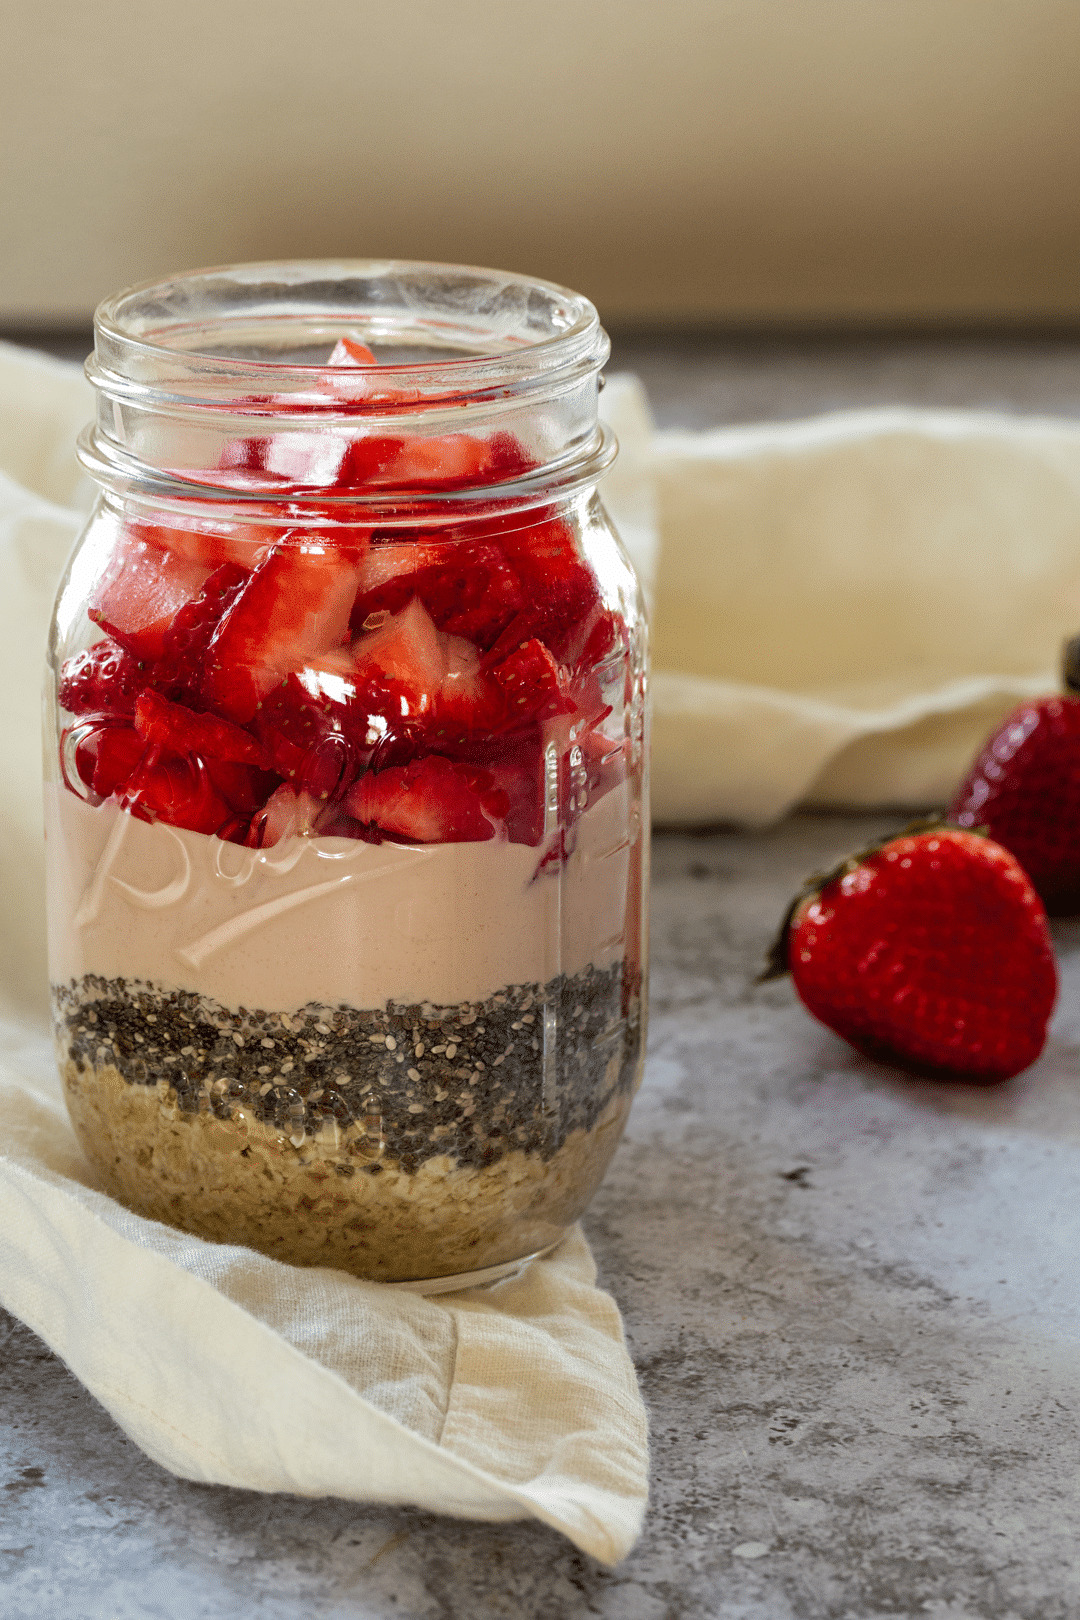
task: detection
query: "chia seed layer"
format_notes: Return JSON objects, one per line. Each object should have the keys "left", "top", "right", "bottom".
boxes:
{"left": 52, "top": 962, "right": 641, "bottom": 1174}
{"left": 52, "top": 963, "right": 642, "bottom": 1282}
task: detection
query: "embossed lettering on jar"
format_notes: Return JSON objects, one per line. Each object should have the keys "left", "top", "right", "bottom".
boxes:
{"left": 45, "top": 260, "right": 650, "bottom": 1285}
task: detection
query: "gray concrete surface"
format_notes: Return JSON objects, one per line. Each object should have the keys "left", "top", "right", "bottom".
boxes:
{"left": 4, "top": 334, "right": 1080, "bottom": 1617}
{"left": 4, "top": 813, "right": 1080, "bottom": 1619}
{"left": 609, "top": 330, "right": 1080, "bottom": 429}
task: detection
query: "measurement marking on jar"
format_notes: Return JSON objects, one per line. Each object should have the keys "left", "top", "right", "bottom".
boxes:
{"left": 591, "top": 1018, "right": 627, "bottom": 1050}
{"left": 542, "top": 1002, "right": 559, "bottom": 1116}
{"left": 76, "top": 819, "right": 437, "bottom": 963}
{"left": 542, "top": 740, "right": 560, "bottom": 838}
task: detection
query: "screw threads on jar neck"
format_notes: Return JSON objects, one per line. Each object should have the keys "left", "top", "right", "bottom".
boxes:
{"left": 78, "top": 260, "right": 614, "bottom": 522}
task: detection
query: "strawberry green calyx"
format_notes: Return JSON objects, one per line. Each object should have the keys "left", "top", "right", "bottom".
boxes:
{"left": 1061, "top": 633, "right": 1080, "bottom": 695}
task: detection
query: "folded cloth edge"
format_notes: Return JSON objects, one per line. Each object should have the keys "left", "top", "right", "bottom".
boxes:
{"left": 650, "top": 668, "right": 1055, "bottom": 825}
{"left": 0, "top": 1077, "right": 647, "bottom": 1565}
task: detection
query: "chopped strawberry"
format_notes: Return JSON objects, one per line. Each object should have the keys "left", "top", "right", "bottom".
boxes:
{"left": 563, "top": 604, "right": 622, "bottom": 675}
{"left": 65, "top": 721, "right": 147, "bottom": 800}
{"left": 434, "top": 631, "right": 504, "bottom": 732}
{"left": 344, "top": 598, "right": 506, "bottom": 738}
{"left": 253, "top": 673, "right": 364, "bottom": 800}
{"left": 123, "top": 753, "right": 233, "bottom": 837}
{"left": 348, "top": 597, "right": 451, "bottom": 723}
{"left": 346, "top": 755, "right": 502, "bottom": 842}
{"left": 127, "top": 516, "right": 272, "bottom": 571}
{"left": 134, "top": 689, "right": 267, "bottom": 767}
{"left": 154, "top": 563, "right": 251, "bottom": 703}
{"left": 489, "top": 639, "right": 574, "bottom": 727}
{"left": 492, "top": 518, "right": 601, "bottom": 658}
{"left": 336, "top": 434, "right": 409, "bottom": 488}
{"left": 204, "top": 540, "right": 361, "bottom": 722}
{"left": 65, "top": 705, "right": 271, "bottom": 839}
{"left": 488, "top": 432, "right": 533, "bottom": 480}
{"left": 470, "top": 736, "right": 546, "bottom": 846}
{"left": 350, "top": 539, "right": 524, "bottom": 649}
{"left": 89, "top": 531, "right": 212, "bottom": 661}
{"left": 219, "top": 438, "right": 272, "bottom": 476}
{"left": 353, "top": 539, "right": 444, "bottom": 603}
{"left": 390, "top": 431, "right": 533, "bottom": 489}
{"left": 388, "top": 435, "right": 507, "bottom": 490}
{"left": 204, "top": 759, "right": 279, "bottom": 818}
{"left": 579, "top": 720, "right": 628, "bottom": 800}
{"left": 329, "top": 337, "right": 376, "bottom": 366}
{"left": 336, "top": 431, "right": 531, "bottom": 492}
{"left": 58, "top": 639, "right": 142, "bottom": 717}
{"left": 247, "top": 783, "right": 329, "bottom": 847}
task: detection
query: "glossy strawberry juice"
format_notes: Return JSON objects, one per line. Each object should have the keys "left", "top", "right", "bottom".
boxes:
{"left": 45, "top": 262, "right": 649, "bottom": 1284}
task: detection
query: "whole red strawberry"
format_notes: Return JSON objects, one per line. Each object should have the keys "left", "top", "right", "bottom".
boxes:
{"left": 948, "top": 637, "right": 1080, "bottom": 914}
{"left": 764, "top": 827, "right": 1057, "bottom": 1082}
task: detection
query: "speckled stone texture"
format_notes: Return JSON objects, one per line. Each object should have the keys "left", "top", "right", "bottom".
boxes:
{"left": 7, "top": 332, "right": 1080, "bottom": 1618}
{"left": 4, "top": 812, "right": 1080, "bottom": 1619}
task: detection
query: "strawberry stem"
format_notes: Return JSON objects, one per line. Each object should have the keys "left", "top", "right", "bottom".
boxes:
{"left": 1062, "top": 634, "right": 1080, "bottom": 695}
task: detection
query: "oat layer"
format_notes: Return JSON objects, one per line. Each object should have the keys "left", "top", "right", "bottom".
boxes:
{"left": 52, "top": 963, "right": 643, "bottom": 1281}
{"left": 61, "top": 1058, "right": 633, "bottom": 1281}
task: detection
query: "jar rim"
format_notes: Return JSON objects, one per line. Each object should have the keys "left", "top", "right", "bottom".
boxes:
{"left": 81, "top": 259, "right": 614, "bottom": 517}
{"left": 89, "top": 259, "right": 608, "bottom": 407}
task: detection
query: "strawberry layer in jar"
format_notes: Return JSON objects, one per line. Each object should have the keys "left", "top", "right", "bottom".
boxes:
{"left": 45, "top": 261, "right": 648, "bottom": 1285}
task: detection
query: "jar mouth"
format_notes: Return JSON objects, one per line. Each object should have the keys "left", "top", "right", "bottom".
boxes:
{"left": 89, "top": 259, "right": 608, "bottom": 410}
{"left": 81, "top": 259, "right": 614, "bottom": 515}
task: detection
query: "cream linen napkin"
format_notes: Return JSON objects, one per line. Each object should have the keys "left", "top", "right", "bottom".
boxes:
{"left": 6, "top": 338, "right": 1077, "bottom": 1561}
{"left": 0, "top": 340, "right": 648, "bottom": 1566}
{"left": 646, "top": 406, "right": 1080, "bottom": 825}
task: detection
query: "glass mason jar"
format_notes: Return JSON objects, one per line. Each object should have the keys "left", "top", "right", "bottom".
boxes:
{"left": 44, "top": 261, "right": 648, "bottom": 1287}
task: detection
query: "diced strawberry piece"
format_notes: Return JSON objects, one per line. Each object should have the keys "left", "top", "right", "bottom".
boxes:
{"left": 580, "top": 723, "right": 629, "bottom": 801}
{"left": 565, "top": 604, "right": 622, "bottom": 675}
{"left": 351, "top": 539, "right": 443, "bottom": 608}
{"left": 204, "top": 759, "right": 280, "bottom": 817}
{"left": 335, "top": 430, "right": 531, "bottom": 492}
{"left": 471, "top": 736, "right": 546, "bottom": 846}
{"left": 247, "top": 783, "right": 328, "bottom": 848}
{"left": 128, "top": 516, "right": 272, "bottom": 571}
{"left": 350, "top": 539, "right": 524, "bottom": 649}
{"left": 123, "top": 754, "right": 233, "bottom": 837}
{"left": 204, "top": 541, "right": 362, "bottom": 722}
{"left": 212, "top": 427, "right": 354, "bottom": 490}
{"left": 346, "top": 755, "right": 500, "bottom": 843}
{"left": 64, "top": 708, "right": 271, "bottom": 839}
{"left": 344, "top": 598, "right": 504, "bottom": 738}
{"left": 489, "top": 639, "right": 575, "bottom": 726}
{"left": 69, "top": 723, "right": 147, "bottom": 800}
{"left": 389, "top": 431, "right": 534, "bottom": 490}
{"left": 492, "top": 518, "right": 601, "bottom": 658}
{"left": 154, "top": 563, "right": 251, "bottom": 703}
{"left": 253, "top": 673, "right": 364, "bottom": 800}
{"left": 219, "top": 438, "right": 272, "bottom": 475}
{"left": 58, "top": 639, "right": 142, "bottom": 717}
{"left": 312, "top": 804, "right": 366, "bottom": 840}
{"left": 329, "top": 337, "right": 376, "bottom": 366}
{"left": 435, "top": 632, "right": 502, "bottom": 732}
{"left": 348, "top": 597, "right": 447, "bottom": 722}
{"left": 134, "top": 689, "right": 267, "bottom": 767}
{"left": 389, "top": 435, "right": 503, "bottom": 490}
{"left": 336, "top": 434, "right": 409, "bottom": 488}
{"left": 488, "top": 432, "right": 534, "bottom": 479}
{"left": 96, "top": 728, "right": 147, "bottom": 797}
{"left": 89, "top": 532, "right": 212, "bottom": 661}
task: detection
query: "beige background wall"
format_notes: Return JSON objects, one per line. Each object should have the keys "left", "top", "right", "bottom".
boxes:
{"left": 2, "top": 0, "right": 1079, "bottom": 328}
